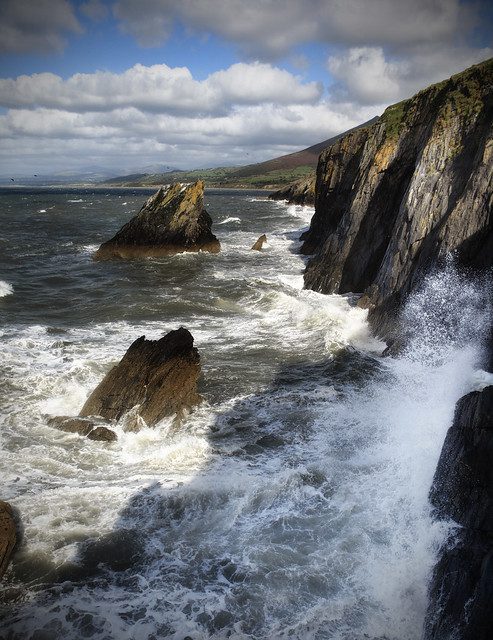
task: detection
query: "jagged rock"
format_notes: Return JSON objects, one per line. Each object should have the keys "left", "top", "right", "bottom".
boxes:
{"left": 302, "top": 58, "right": 493, "bottom": 340}
{"left": 0, "top": 500, "right": 16, "bottom": 579}
{"left": 425, "top": 385, "right": 493, "bottom": 639}
{"left": 79, "top": 327, "right": 201, "bottom": 426}
{"left": 94, "top": 181, "right": 220, "bottom": 259}
{"left": 251, "top": 234, "right": 267, "bottom": 251}
{"left": 87, "top": 426, "right": 118, "bottom": 442}
{"left": 268, "top": 176, "right": 315, "bottom": 205}
{"left": 47, "top": 416, "right": 96, "bottom": 437}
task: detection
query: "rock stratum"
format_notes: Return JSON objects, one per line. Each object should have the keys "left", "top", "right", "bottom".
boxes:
{"left": 301, "top": 58, "right": 493, "bottom": 639}
{"left": 302, "top": 58, "right": 493, "bottom": 340}
{"left": 94, "top": 181, "right": 220, "bottom": 259}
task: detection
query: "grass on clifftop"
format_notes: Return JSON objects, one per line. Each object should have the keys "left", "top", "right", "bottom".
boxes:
{"left": 381, "top": 57, "right": 492, "bottom": 141}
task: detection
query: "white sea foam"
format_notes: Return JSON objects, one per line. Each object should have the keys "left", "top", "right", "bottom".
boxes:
{"left": 0, "top": 280, "right": 13, "bottom": 297}
{"left": 1, "top": 194, "right": 490, "bottom": 640}
{"left": 218, "top": 216, "right": 241, "bottom": 224}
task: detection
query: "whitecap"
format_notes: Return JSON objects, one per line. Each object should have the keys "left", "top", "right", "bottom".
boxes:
{"left": 218, "top": 217, "right": 241, "bottom": 224}
{"left": 0, "top": 280, "right": 13, "bottom": 297}
{"left": 67, "top": 199, "right": 83, "bottom": 203}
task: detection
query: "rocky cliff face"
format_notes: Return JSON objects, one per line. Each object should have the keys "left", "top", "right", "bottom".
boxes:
{"left": 425, "top": 377, "right": 493, "bottom": 640}
{"left": 268, "top": 175, "right": 315, "bottom": 205}
{"left": 303, "top": 59, "right": 493, "bottom": 639}
{"left": 302, "top": 59, "right": 493, "bottom": 339}
{"left": 94, "top": 180, "right": 220, "bottom": 259}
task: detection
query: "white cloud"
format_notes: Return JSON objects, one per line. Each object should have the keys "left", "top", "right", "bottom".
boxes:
{"left": 328, "top": 45, "right": 493, "bottom": 105}
{"left": 0, "top": 63, "right": 322, "bottom": 114}
{"left": 0, "top": 0, "right": 81, "bottom": 54}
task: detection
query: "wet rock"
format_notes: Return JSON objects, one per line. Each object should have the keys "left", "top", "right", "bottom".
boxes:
{"left": 47, "top": 416, "right": 96, "bottom": 437}
{"left": 87, "top": 426, "right": 118, "bottom": 442}
{"left": 302, "top": 59, "right": 493, "bottom": 341}
{"left": 0, "top": 500, "right": 17, "bottom": 578}
{"left": 269, "top": 176, "right": 315, "bottom": 205}
{"left": 79, "top": 327, "right": 201, "bottom": 427}
{"left": 94, "top": 180, "right": 220, "bottom": 260}
{"left": 425, "top": 385, "right": 493, "bottom": 639}
{"left": 251, "top": 234, "right": 267, "bottom": 251}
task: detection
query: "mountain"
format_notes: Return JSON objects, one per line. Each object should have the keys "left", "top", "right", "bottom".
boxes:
{"left": 99, "top": 117, "right": 378, "bottom": 190}
{"left": 301, "top": 57, "right": 493, "bottom": 639}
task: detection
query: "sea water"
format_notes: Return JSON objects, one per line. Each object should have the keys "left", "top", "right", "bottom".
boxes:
{"left": 0, "top": 188, "right": 490, "bottom": 639}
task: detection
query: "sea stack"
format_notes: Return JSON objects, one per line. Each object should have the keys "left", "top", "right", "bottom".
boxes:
{"left": 94, "top": 180, "right": 220, "bottom": 259}
{"left": 79, "top": 327, "right": 202, "bottom": 427}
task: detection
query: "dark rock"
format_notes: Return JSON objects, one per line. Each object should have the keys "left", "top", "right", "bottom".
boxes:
{"left": 302, "top": 58, "right": 493, "bottom": 340}
{"left": 0, "top": 500, "right": 17, "bottom": 578}
{"left": 94, "top": 181, "right": 220, "bottom": 260}
{"left": 268, "top": 175, "right": 315, "bottom": 205}
{"left": 47, "top": 416, "right": 96, "bottom": 437}
{"left": 425, "top": 385, "right": 493, "bottom": 639}
{"left": 79, "top": 327, "right": 201, "bottom": 427}
{"left": 251, "top": 234, "right": 267, "bottom": 251}
{"left": 87, "top": 426, "right": 118, "bottom": 442}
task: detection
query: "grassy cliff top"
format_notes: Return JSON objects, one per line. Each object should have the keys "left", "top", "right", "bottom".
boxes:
{"left": 381, "top": 57, "right": 493, "bottom": 140}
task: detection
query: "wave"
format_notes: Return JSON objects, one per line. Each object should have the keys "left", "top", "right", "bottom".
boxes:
{"left": 218, "top": 216, "right": 241, "bottom": 224}
{"left": 0, "top": 280, "right": 13, "bottom": 297}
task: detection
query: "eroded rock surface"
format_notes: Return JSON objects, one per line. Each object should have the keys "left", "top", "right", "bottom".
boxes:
{"left": 80, "top": 327, "right": 201, "bottom": 426}
{"left": 94, "top": 181, "right": 220, "bottom": 259}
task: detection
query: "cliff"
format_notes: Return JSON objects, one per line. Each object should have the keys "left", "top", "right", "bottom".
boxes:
{"left": 268, "top": 175, "right": 316, "bottom": 205}
{"left": 302, "top": 58, "right": 493, "bottom": 339}
{"left": 94, "top": 180, "right": 220, "bottom": 259}
{"left": 302, "top": 58, "right": 493, "bottom": 638}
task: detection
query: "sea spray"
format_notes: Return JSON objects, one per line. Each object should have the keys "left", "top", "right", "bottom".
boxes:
{"left": 0, "top": 191, "right": 491, "bottom": 640}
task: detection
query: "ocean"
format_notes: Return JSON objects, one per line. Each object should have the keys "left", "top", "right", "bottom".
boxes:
{"left": 0, "top": 187, "right": 489, "bottom": 639}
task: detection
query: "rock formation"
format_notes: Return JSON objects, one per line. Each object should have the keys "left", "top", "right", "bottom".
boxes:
{"left": 268, "top": 175, "right": 315, "bottom": 205}
{"left": 251, "top": 234, "right": 267, "bottom": 251}
{"left": 302, "top": 58, "right": 493, "bottom": 340}
{"left": 79, "top": 327, "right": 201, "bottom": 426}
{"left": 300, "top": 58, "right": 493, "bottom": 638}
{"left": 0, "top": 500, "right": 16, "bottom": 579}
{"left": 425, "top": 379, "right": 493, "bottom": 639}
{"left": 94, "top": 181, "right": 220, "bottom": 259}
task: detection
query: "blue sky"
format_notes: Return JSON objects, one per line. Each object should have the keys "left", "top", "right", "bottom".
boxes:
{"left": 0, "top": 0, "right": 492, "bottom": 177}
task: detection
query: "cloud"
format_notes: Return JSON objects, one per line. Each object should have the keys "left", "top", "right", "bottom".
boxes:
{"left": 0, "top": 63, "right": 322, "bottom": 114}
{"left": 328, "top": 45, "right": 493, "bottom": 105}
{"left": 112, "top": 0, "right": 475, "bottom": 57}
{"left": 0, "top": 0, "right": 81, "bottom": 54}
{"left": 79, "top": 0, "right": 109, "bottom": 22}
{"left": 0, "top": 63, "right": 376, "bottom": 175}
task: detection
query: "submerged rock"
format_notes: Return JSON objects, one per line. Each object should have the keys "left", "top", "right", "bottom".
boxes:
{"left": 268, "top": 175, "right": 315, "bottom": 205}
{"left": 0, "top": 500, "right": 16, "bottom": 579}
{"left": 251, "top": 234, "right": 267, "bottom": 251}
{"left": 79, "top": 327, "right": 201, "bottom": 426}
{"left": 94, "top": 181, "right": 220, "bottom": 259}
{"left": 47, "top": 416, "right": 117, "bottom": 442}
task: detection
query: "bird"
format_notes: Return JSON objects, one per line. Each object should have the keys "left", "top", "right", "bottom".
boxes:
{"left": 10, "top": 178, "right": 14, "bottom": 182}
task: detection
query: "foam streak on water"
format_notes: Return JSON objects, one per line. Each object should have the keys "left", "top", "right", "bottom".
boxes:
{"left": 0, "top": 189, "right": 490, "bottom": 639}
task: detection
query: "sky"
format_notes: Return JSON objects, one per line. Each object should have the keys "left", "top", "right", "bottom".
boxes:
{"left": 0, "top": 0, "right": 492, "bottom": 177}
